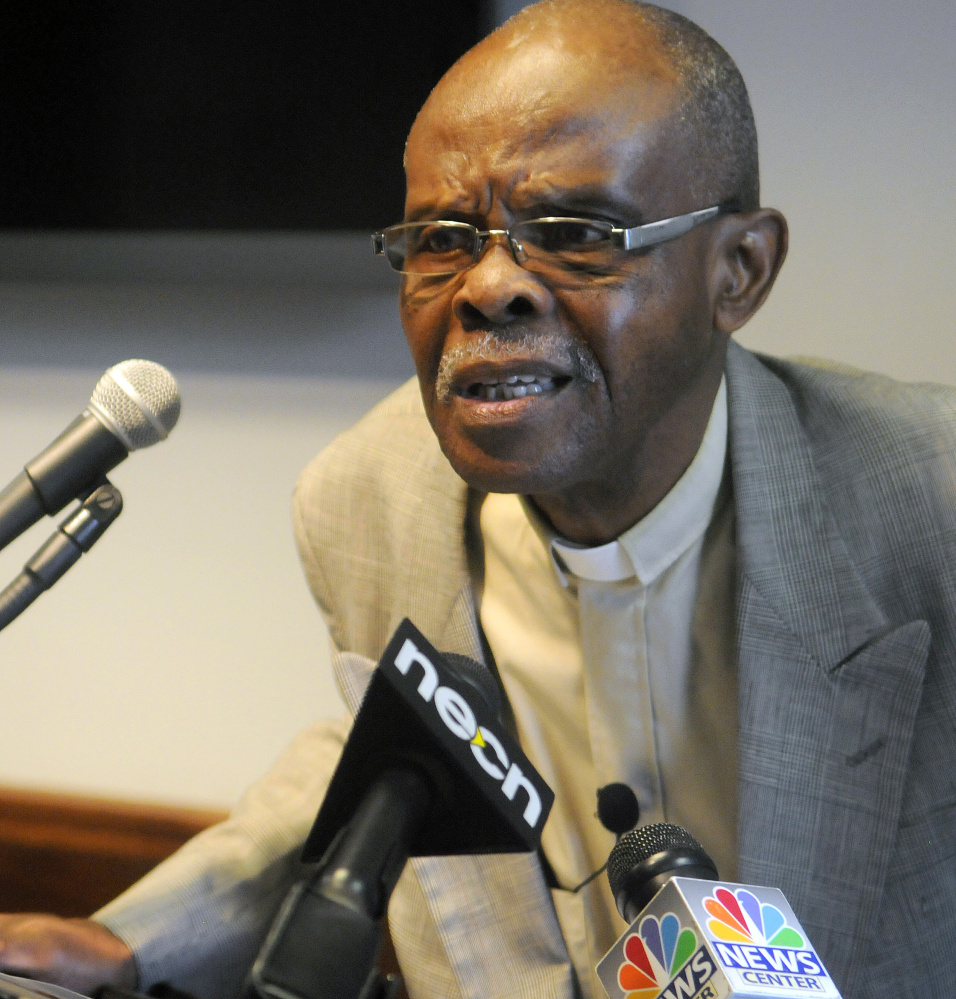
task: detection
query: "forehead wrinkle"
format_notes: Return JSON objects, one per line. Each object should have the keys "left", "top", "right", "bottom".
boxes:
{"left": 409, "top": 110, "right": 593, "bottom": 214}
{"left": 437, "top": 152, "right": 489, "bottom": 214}
{"left": 430, "top": 45, "right": 678, "bottom": 146}
{"left": 408, "top": 145, "right": 513, "bottom": 220}
{"left": 506, "top": 115, "right": 673, "bottom": 216}
{"left": 419, "top": 93, "right": 660, "bottom": 181}
{"left": 410, "top": 109, "right": 676, "bottom": 225}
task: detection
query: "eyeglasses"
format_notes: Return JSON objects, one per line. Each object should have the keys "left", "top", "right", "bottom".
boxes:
{"left": 371, "top": 205, "right": 726, "bottom": 276}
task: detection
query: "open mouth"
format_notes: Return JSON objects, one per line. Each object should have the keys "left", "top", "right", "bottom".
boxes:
{"left": 462, "top": 373, "right": 569, "bottom": 401}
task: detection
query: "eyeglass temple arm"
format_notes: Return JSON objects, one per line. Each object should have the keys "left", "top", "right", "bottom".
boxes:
{"left": 616, "top": 205, "right": 723, "bottom": 251}
{"left": 371, "top": 233, "right": 386, "bottom": 255}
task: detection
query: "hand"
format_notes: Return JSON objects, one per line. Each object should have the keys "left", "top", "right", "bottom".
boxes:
{"left": 0, "top": 914, "right": 136, "bottom": 997}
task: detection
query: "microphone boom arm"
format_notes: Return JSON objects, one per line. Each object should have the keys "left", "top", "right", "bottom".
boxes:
{"left": 0, "top": 480, "right": 123, "bottom": 632}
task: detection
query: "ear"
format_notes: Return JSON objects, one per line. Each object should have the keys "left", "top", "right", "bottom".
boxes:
{"left": 708, "top": 209, "right": 788, "bottom": 334}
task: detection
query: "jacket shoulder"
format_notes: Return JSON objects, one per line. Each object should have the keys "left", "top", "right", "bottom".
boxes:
{"left": 753, "top": 351, "right": 956, "bottom": 473}
{"left": 738, "top": 348, "right": 956, "bottom": 620}
{"left": 291, "top": 378, "right": 468, "bottom": 658}
{"left": 296, "top": 378, "right": 443, "bottom": 505}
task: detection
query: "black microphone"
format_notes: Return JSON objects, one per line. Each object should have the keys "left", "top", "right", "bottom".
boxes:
{"left": 608, "top": 822, "right": 718, "bottom": 922}
{"left": 596, "top": 823, "right": 843, "bottom": 999}
{"left": 302, "top": 619, "right": 552, "bottom": 861}
{"left": 0, "top": 360, "right": 180, "bottom": 550}
{"left": 597, "top": 783, "right": 641, "bottom": 839}
{"left": 245, "top": 619, "right": 553, "bottom": 999}
{"left": 0, "top": 481, "right": 124, "bottom": 631}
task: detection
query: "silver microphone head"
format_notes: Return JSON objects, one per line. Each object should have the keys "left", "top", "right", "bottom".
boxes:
{"left": 88, "top": 359, "right": 181, "bottom": 451}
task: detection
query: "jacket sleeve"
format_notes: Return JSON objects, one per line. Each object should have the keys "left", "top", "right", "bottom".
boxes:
{"left": 94, "top": 716, "right": 351, "bottom": 999}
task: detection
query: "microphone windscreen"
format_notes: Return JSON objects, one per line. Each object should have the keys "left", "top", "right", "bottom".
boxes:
{"left": 597, "top": 783, "right": 640, "bottom": 836}
{"left": 89, "top": 359, "right": 181, "bottom": 450}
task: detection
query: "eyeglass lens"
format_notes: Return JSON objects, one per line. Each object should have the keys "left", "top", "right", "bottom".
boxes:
{"left": 382, "top": 219, "right": 617, "bottom": 274}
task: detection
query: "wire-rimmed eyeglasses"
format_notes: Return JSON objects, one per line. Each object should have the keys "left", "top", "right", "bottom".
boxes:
{"left": 371, "top": 205, "right": 727, "bottom": 276}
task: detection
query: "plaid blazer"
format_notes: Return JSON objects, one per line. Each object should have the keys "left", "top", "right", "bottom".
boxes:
{"left": 99, "top": 342, "right": 956, "bottom": 999}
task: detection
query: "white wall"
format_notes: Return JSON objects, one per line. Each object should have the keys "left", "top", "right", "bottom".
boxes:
{"left": 0, "top": 2, "right": 953, "bottom": 809}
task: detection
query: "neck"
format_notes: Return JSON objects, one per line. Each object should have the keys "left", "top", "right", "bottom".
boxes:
{"left": 530, "top": 369, "right": 725, "bottom": 546}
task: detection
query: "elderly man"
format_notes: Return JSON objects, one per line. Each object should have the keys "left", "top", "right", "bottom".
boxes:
{"left": 2, "top": 2, "right": 954, "bottom": 998}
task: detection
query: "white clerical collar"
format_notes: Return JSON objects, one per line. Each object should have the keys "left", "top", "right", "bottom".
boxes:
{"left": 534, "top": 376, "right": 728, "bottom": 586}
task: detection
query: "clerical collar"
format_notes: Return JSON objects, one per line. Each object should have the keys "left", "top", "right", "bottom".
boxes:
{"left": 524, "top": 377, "right": 729, "bottom": 586}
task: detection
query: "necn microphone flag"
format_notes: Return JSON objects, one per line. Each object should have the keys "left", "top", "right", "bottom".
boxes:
{"left": 303, "top": 618, "right": 554, "bottom": 861}
{"left": 596, "top": 877, "right": 841, "bottom": 999}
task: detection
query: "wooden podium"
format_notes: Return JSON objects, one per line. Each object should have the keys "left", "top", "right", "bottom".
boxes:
{"left": 0, "top": 785, "right": 226, "bottom": 915}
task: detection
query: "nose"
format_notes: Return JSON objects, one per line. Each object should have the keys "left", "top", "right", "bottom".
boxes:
{"left": 451, "top": 238, "right": 555, "bottom": 329}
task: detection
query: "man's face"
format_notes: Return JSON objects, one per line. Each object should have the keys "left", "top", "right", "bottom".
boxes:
{"left": 400, "top": 38, "right": 728, "bottom": 532}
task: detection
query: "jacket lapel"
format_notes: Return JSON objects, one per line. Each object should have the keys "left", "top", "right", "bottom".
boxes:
{"left": 726, "top": 344, "right": 929, "bottom": 992}
{"left": 390, "top": 442, "right": 486, "bottom": 659}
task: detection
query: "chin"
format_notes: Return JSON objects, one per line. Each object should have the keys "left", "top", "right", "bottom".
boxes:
{"left": 443, "top": 444, "right": 570, "bottom": 497}
{"left": 449, "top": 460, "right": 535, "bottom": 495}
{"left": 432, "top": 408, "right": 594, "bottom": 497}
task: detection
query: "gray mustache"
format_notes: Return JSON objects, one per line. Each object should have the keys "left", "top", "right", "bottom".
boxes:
{"left": 436, "top": 331, "right": 599, "bottom": 402}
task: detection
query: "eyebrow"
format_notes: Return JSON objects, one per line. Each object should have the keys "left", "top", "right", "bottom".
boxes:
{"left": 525, "top": 184, "right": 646, "bottom": 223}
{"left": 404, "top": 205, "right": 476, "bottom": 224}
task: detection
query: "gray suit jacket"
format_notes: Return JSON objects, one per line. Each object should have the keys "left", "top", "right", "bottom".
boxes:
{"left": 99, "top": 343, "right": 956, "bottom": 999}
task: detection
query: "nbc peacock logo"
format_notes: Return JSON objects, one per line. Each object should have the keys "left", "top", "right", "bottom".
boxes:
{"left": 704, "top": 886, "right": 805, "bottom": 948}
{"left": 617, "top": 912, "right": 699, "bottom": 998}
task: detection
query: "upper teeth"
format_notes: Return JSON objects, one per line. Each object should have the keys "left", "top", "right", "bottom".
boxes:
{"left": 470, "top": 375, "right": 556, "bottom": 401}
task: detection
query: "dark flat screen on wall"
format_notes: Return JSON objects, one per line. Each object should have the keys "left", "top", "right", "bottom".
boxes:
{"left": 0, "top": 2, "right": 484, "bottom": 230}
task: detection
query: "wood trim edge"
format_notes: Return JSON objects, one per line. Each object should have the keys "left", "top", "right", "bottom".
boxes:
{"left": 0, "top": 785, "right": 228, "bottom": 916}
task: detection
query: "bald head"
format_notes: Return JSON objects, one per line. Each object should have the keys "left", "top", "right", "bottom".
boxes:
{"left": 412, "top": 0, "right": 759, "bottom": 212}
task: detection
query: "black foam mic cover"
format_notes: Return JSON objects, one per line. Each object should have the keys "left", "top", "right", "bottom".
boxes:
{"left": 597, "top": 783, "right": 640, "bottom": 837}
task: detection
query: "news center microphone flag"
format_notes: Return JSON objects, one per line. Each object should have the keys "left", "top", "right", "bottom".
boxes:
{"left": 596, "top": 877, "right": 841, "bottom": 999}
